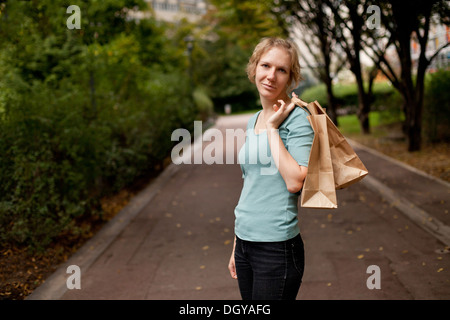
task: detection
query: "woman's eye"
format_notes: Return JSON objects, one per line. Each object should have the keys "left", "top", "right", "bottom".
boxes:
{"left": 279, "top": 68, "right": 287, "bottom": 73}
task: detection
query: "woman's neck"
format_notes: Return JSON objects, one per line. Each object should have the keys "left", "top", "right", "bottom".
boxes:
{"left": 260, "top": 92, "right": 290, "bottom": 116}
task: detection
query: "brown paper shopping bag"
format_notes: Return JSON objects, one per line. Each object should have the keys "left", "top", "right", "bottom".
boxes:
{"left": 300, "top": 109, "right": 338, "bottom": 208}
{"left": 292, "top": 97, "right": 369, "bottom": 208}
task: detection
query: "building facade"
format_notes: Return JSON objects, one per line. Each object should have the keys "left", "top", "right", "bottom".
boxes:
{"left": 411, "top": 23, "right": 450, "bottom": 72}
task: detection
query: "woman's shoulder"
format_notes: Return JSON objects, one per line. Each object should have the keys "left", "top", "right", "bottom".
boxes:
{"left": 282, "top": 105, "right": 310, "bottom": 128}
{"left": 291, "top": 105, "right": 310, "bottom": 118}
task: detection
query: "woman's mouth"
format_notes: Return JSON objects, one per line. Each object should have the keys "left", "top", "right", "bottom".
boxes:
{"left": 262, "top": 83, "right": 276, "bottom": 90}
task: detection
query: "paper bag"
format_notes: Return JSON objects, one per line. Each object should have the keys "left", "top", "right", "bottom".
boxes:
{"left": 300, "top": 109, "right": 338, "bottom": 208}
{"left": 292, "top": 97, "right": 369, "bottom": 208}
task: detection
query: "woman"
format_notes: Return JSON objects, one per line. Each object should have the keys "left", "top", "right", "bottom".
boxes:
{"left": 228, "top": 38, "right": 314, "bottom": 300}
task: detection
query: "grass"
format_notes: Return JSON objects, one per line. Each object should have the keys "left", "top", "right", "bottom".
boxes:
{"left": 338, "top": 110, "right": 404, "bottom": 136}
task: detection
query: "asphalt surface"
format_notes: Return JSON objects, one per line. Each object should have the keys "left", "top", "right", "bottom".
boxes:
{"left": 27, "top": 113, "right": 450, "bottom": 300}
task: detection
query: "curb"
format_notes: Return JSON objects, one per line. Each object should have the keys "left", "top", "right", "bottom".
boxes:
{"left": 27, "top": 117, "right": 215, "bottom": 300}
{"left": 349, "top": 138, "right": 450, "bottom": 189}
{"left": 26, "top": 163, "right": 181, "bottom": 300}
{"left": 361, "top": 175, "right": 450, "bottom": 247}
{"left": 349, "top": 139, "right": 450, "bottom": 247}
{"left": 26, "top": 130, "right": 449, "bottom": 299}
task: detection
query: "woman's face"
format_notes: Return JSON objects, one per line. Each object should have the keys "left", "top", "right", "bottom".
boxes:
{"left": 255, "top": 46, "right": 291, "bottom": 101}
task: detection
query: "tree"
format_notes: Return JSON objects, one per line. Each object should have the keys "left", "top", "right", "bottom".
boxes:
{"left": 274, "top": 0, "right": 345, "bottom": 125}
{"left": 208, "top": 0, "right": 288, "bottom": 49}
{"left": 363, "top": 0, "right": 449, "bottom": 151}
{"left": 186, "top": 0, "right": 286, "bottom": 112}
{"left": 327, "top": 0, "right": 379, "bottom": 134}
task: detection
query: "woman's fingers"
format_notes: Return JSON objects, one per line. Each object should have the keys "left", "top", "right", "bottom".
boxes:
{"left": 277, "top": 100, "right": 295, "bottom": 114}
{"left": 286, "top": 101, "right": 296, "bottom": 112}
{"left": 268, "top": 99, "right": 297, "bottom": 128}
{"left": 228, "top": 256, "right": 237, "bottom": 279}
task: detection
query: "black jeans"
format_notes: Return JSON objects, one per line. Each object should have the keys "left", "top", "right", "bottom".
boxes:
{"left": 234, "top": 234, "right": 305, "bottom": 300}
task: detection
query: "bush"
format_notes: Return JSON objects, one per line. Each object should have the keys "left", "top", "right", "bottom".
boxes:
{"left": 0, "top": 64, "right": 196, "bottom": 250}
{"left": 193, "top": 86, "right": 214, "bottom": 121}
{"left": 0, "top": 1, "right": 197, "bottom": 250}
{"left": 423, "top": 69, "right": 450, "bottom": 143}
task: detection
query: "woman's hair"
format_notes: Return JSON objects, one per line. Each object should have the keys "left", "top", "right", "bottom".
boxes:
{"left": 246, "top": 37, "right": 302, "bottom": 91}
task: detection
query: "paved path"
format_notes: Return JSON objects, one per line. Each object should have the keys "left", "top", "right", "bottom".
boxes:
{"left": 28, "top": 113, "right": 450, "bottom": 300}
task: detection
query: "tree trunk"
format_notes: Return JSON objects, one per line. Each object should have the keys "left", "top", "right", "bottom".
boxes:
{"left": 357, "top": 97, "right": 371, "bottom": 134}
{"left": 406, "top": 99, "right": 422, "bottom": 152}
{"left": 389, "top": 0, "right": 433, "bottom": 152}
{"left": 354, "top": 66, "right": 371, "bottom": 135}
{"left": 324, "top": 74, "right": 338, "bottom": 126}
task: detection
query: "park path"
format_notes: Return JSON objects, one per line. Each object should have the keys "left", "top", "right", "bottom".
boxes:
{"left": 28, "top": 113, "right": 450, "bottom": 300}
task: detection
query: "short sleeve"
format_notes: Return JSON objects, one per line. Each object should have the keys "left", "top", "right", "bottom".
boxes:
{"left": 283, "top": 107, "right": 314, "bottom": 167}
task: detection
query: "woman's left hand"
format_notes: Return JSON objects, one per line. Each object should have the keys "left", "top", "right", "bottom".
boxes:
{"left": 266, "top": 99, "right": 296, "bottom": 130}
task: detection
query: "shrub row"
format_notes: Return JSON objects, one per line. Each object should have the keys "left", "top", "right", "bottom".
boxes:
{"left": 0, "top": 2, "right": 199, "bottom": 250}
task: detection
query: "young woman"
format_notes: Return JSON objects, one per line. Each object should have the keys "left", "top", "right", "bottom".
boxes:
{"left": 228, "top": 38, "right": 314, "bottom": 300}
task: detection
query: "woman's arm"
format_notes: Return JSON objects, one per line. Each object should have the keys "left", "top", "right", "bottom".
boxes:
{"left": 266, "top": 100, "right": 308, "bottom": 193}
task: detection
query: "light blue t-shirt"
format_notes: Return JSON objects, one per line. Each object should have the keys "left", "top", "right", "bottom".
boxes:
{"left": 234, "top": 106, "right": 314, "bottom": 242}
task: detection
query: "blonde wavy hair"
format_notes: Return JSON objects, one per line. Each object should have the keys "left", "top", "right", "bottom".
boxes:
{"left": 246, "top": 37, "right": 302, "bottom": 91}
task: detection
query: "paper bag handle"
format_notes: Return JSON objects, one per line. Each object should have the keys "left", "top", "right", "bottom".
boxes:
{"left": 291, "top": 96, "right": 312, "bottom": 115}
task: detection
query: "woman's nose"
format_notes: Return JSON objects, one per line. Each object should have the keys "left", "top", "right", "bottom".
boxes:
{"left": 267, "top": 68, "right": 276, "bottom": 81}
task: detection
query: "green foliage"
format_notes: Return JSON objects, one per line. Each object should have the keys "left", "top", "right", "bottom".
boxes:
{"left": 0, "top": 0, "right": 196, "bottom": 250}
{"left": 423, "top": 70, "right": 450, "bottom": 143}
{"left": 193, "top": 86, "right": 214, "bottom": 121}
{"left": 208, "top": 0, "right": 287, "bottom": 49}
{"left": 189, "top": 0, "right": 286, "bottom": 114}
{"left": 192, "top": 36, "right": 259, "bottom": 113}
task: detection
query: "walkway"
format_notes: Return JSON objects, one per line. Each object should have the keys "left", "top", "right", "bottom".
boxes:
{"left": 27, "top": 113, "right": 450, "bottom": 300}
